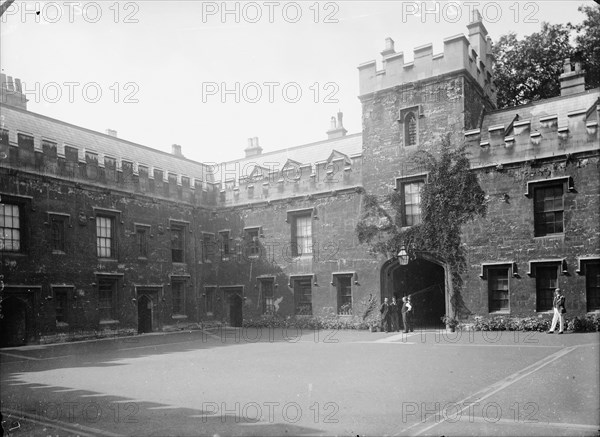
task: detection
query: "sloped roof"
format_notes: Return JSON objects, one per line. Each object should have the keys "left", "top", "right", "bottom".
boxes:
{"left": 217, "top": 133, "right": 362, "bottom": 182}
{"left": 1, "top": 105, "right": 214, "bottom": 182}
{"left": 480, "top": 90, "right": 599, "bottom": 141}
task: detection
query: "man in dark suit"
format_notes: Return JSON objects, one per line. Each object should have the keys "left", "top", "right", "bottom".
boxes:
{"left": 380, "top": 297, "right": 391, "bottom": 333}
{"left": 390, "top": 297, "right": 400, "bottom": 332}
{"left": 548, "top": 288, "right": 566, "bottom": 334}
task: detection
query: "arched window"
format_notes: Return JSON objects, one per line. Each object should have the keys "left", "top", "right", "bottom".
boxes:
{"left": 405, "top": 112, "right": 417, "bottom": 146}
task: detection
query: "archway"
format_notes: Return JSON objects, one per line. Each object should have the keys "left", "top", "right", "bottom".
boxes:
{"left": 137, "top": 295, "right": 153, "bottom": 334}
{"left": 380, "top": 254, "right": 448, "bottom": 329}
{"left": 0, "top": 297, "right": 28, "bottom": 347}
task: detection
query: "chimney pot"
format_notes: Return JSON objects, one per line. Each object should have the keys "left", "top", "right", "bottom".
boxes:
{"left": 106, "top": 129, "right": 117, "bottom": 137}
{"left": 171, "top": 144, "right": 183, "bottom": 157}
{"left": 381, "top": 37, "right": 395, "bottom": 57}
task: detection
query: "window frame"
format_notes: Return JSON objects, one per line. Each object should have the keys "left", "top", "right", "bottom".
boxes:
{"left": 287, "top": 208, "right": 314, "bottom": 258}
{"left": 97, "top": 276, "right": 119, "bottom": 322}
{"left": 291, "top": 275, "right": 313, "bottom": 316}
{"left": 134, "top": 223, "right": 150, "bottom": 259}
{"left": 96, "top": 215, "right": 116, "bottom": 259}
{"left": 259, "top": 277, "right": 275, "bottom": 315}
{"left": 171, "top": 280, "right": 186, "bottom": 316}
{"left": 533, "top": 184, "right": 564, "bottom": 237}
{"left": 0, "top": 202, "right": 23, "bottom": 253}
{"left": 219, "top": 230, "right": 231, "bottom": 260}
{"left": 52, "top": 285, "right": 74, "bottom": 325}
{"left": 532, "top": 263, "right": 560, "bottom": 312}
{"left": 202, "top": 232, "right": 215, "bottom": 263}
{"left": 244, "top": 227, "right": 261, "bottom": 258}
{"left": 170, "top": 221, "right": 187, "bottom": 264}
{"left": 399, "top": 105, "right": 421, "bottom": 148}
{"left": 50, "top": 213, "right": 68, "bottom": 254}
{"left": 334, "top": 274, "right": 353, "bottom": 315}
{"left": 205, "top": 286, "right": 216, "bottom": 315}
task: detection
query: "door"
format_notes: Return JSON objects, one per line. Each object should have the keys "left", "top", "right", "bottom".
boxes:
{"left": 0, "top": 297, "right": 28, "bottom": 347}
{"left": 137, "top": 295, "right": 153, "bottom": 333}
{"left": 225, "top": 289, "right": 243, "bottom": 327}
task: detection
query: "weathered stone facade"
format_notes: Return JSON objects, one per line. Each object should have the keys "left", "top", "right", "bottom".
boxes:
{"left": 1, "top": 15, "right": 598, "bottom": 346}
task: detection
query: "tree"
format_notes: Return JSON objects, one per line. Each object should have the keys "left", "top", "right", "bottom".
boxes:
{"left": 492, "top": 4, "right": 600, "bottom": 109}
{"left": 355, "top": 134, "right": 487, "bottom": 317}
{"left": 572, "top": 4, "right": 600, "bottom": 90}
{"left": 492, "top": 23, "right": 573, "bottom": 108}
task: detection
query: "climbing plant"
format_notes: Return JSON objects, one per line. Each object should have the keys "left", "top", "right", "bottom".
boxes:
{"left": 355, "top": 134, "right": 487, "bottom": 317}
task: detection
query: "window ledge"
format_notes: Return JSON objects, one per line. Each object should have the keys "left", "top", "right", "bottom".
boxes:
{"left": 0, "top": 252, "right": 28, "bottom": 257}
{"left": 172, "top": 262, "right": 187, "bottom": 266}
{"left": 172, "top": 314, "right": 188, "bottom": 320}
{"left": 56, "top": 322, "right": 69, "bottom": 328}
{"left": 99, "top": 319, "right": 119, "bottom": 325}
{"left": 536, "top": 311, "right": 554, "bottom": 315}
{"left": 98, "top": 258, "right": 118, "bottom": 262}
{"left": 489, "top": 311, "right": 510, "bottom": 315}
{"left": 52, "top": 250, "right": 66, "bottom": 255}
{"left": 533, "top": 234, "right": 564, "bottom": 240}
{"left": 137, "top": 256, "right": 148, "bottom": 261}
{"left": 206, "top": 312, "right": 214, "bottom": 316}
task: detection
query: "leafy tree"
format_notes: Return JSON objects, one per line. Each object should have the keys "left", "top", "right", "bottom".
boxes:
{"left": 355, "top": 134, "right": 487, "bottom": 317}
{"left": 572, "top": 4, "right": 600, "bottom": 90}
{"left": 492, "top": 4, "right": 600, "bottom": 109}
{"left": 492, "top": 23, "right": 573, "bottom": 108}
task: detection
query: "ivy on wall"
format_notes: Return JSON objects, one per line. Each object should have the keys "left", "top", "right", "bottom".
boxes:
{"left": 355, "top": 134, "right": 487, "bottom": 317}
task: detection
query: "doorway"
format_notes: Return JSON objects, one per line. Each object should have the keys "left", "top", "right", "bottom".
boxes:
{"left": 137, "top": 295, "right": 153, "bottom": 333}
{"left": 223, "top": 287, "right": 243, "bottom": 327}
{"left": 0, "top": 297, "right": 28, "bottom": 347}
{"left": 381, "top": 255, "right": 447, "bottom": 329}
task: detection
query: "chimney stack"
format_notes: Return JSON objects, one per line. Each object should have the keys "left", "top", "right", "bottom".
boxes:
{"left": 171, "top": 144, "right": 184, "bottom": 157}
{"left": 1, "top": 73, "right": 28, "bottom": 110}
{"left": 560, "top": 58, "right": 586, "bottom": 96}
{"left": 244, "top": 137, "right": 263, "bottom": 158}
{"left": 381, "top": 37, "right": 395, "bottom": 57}
{"left": 105, "top": 129, "right": 118, "bottom": 137}
{"left": 326, "top": 111, "right": 347, "bottom": 140}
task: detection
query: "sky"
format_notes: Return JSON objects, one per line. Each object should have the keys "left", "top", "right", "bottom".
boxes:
{"left": 0, "top": 1, "right": 593, "bottom": 165}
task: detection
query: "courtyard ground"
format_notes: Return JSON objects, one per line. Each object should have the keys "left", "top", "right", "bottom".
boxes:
{"left": 1, "top": 327, "right": 598, "bottom": 436}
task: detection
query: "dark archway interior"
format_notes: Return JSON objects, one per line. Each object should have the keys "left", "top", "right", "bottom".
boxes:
{"left": 382, "top": 258, "right": 445, "bottom": 329}
{"left": 138, "top": 295, "right": 153, "bottom": 334}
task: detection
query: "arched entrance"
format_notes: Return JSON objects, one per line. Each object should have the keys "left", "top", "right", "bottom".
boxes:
{"left": 222, "top": 288, "right": 243, "bottom": 327}
{"left": 137, "top": 295, "right": 153, "bottom": 333}
{"left": 0, "top": 297, "right": 28, "bottom": 347}
{"left": 381, "top": 253, "right": 448, "bottom": 329}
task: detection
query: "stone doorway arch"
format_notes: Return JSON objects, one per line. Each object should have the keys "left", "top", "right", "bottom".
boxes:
{"left": 380, "top": 252, "right": 452, "bottom": 329}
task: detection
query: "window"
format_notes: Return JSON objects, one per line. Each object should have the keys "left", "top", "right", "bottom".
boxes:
{"left": 402, "top": 180, "right": 424, "bottom": 226}
{"left": 171, "top": 224, "right": 185, "bottom": 263}
{"left": 292, "top": 277, "right": 312, "bottom": 315}
{"left": 292, "top": 215, "right": 312, "bottom": 257}
{"left": 260, "top": 278, "right": 275, "bottom": 315}
{"left": 50, "top": 215, "right": 66, "bottom": 253}
{"left": 202, "top": 233, "right": 213, "bottom": 262}
{"left": 172, "top": 281, "right": 185, "bottom": 315}
{"left": 488, "top": 268, "right": 509, "bottom": 312}
{"left": 136, "top": 227, "right": 148, "bottom": 258}
{"left": 336, "top": 275, "right": 353, "bottom": 315}
{"left": 0, "top": 203, "right": 21, "bottom": 252}
{"left": 536, "top": 266, "right": 558, "bottom": 311}
{"left": 0, "top": 128, "right": 8, "bottom": 146}
{"left": 246, "top": 228, "right": 260, "bottom": 257}
{"left": 534, "top": 185, "right": 564, "bottom": 237}
{"left": 586, "top": 262, "right": 600, "bottom": 312}
{"left": 205, "top": 287, "right": 216, "bottom": 315}
{"left": 98, "top": 278, "right": 117, "bottom": 321}
{"left": 405, "top": 112, "right": 418, "bottom": 146}
{"left": 219, "top": 231, "right": 230, "bottom": 259}
{"left": 96, "top": 216, "right": 115, "bottom": 258}
{"left": 104, "top": 156, "right": 116, "bottom": 181}
{"left": 54, "top": 287, "right": 70, "bottom": 324}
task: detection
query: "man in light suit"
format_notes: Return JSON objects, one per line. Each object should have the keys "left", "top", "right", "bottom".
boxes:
{"left": 548, "top": 288, "right": 566, "bottom": 334}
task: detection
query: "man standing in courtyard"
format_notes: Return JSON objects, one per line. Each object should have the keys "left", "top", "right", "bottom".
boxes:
{"left": 390, "top": 297, "right": 400, "bottom": 332}
{"left": 401, "top": 296, "right": 411, "bottom": 333}
{"left": 548, "top": 288, "right": 566, "bottom": 334}
{"left": 380, "top": 297, "right": 391, "bottom": 333}
{"left": 407, "top": 295, "right": 414, "bottom": 332}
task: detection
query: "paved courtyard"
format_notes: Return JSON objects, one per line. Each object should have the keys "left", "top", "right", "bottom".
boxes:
{"left": 1, "top": 328, "right": 599, "bottom": 436}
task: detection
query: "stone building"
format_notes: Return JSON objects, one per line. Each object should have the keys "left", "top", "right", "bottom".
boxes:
{"left": 1, "top": 14, "right": 598, "bottom": 346}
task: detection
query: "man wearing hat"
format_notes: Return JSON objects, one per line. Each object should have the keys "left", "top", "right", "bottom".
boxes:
{"left": 548, "top": 288, "right": 566, "bottom": 334}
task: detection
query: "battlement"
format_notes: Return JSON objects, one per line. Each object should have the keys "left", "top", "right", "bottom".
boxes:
{"left": 358, "top": 16, "right": 496, "bottom": 105}
{"left": 0, "top": 106, "right": 218, "bottom": 206}
{"left": 217, "top": 153, "right": 363, "bottom": 206}
{"left": 465, "top": 93, "right": 599, "bottom": 168}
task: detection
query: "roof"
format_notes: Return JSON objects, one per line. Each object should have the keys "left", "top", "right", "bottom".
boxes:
{"left": 1, "top": 105, "right": 214, "bottom": 182}
{"left": 480, "top": 89, "right": 600, "bottom": 141}
{"left": 217, "top": 133, "right": 362, "bottom": 182}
